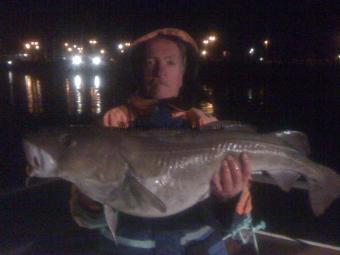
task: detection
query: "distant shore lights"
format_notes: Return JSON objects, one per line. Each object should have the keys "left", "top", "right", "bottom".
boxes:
{"left": 72, "top": 55, "right": 82, "bottom": 66}
{"left": 24, "top": 41, "right": 40, "bottom": 50}
{"left": 263, "top": 39, "right": 270, "bottom": 47}
{"left": 89, "top": 39, "right": 98, "bottom": 45}
{"left": 117, "top": 42, "right": 131, "bottom": 53}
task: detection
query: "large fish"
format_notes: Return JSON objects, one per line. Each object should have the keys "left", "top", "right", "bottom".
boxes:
{"left": 23, "top": 124, "right": 340, "bottom": 238}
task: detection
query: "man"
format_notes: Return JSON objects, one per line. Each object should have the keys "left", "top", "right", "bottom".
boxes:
{"left": 70, "top": 28, "right": 252, "bottom": 255}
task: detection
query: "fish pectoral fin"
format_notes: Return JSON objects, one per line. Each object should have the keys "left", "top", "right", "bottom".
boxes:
{"left": 127, "top": 175, "right": 167, "bottom": 213}
{"left": 104, "top": 205, "right": 119, "bottom": 243}
{"left": 267, "top": 170, "right": 301, "bottom": 192}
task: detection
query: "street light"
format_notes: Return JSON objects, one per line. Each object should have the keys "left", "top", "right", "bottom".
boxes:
{"left": 249, "top": 48, "right": 255, "bottom": 55}
{"left": 92, "top": 56, "right": 101, "bottom": 65}
{"left": 64, "top": 42, "right": 69, "bottom": 47}
{"left": 208, "top": 36, "right": 216, "bottom": 42}
{"left": 201, "top": 50, "right": 207, "bottom": 56}
{"left": 263, "top": 40, "right": 269, "bottom": 47}
{"left": 25, "top": 43, "right": 31, "bottom": 49}
{"left": 72, "top": 55, "right": 82, "bottom": 66}
{"left": 100, "top": 49, "right": 105, "bottom": 54}
{"left": 203, "top": 40, "right": 209, "bottom": 45}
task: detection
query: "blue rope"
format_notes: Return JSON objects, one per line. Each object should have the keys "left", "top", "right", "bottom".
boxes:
{"left": 222, "top": 216, "right": 266, "bottom": 254}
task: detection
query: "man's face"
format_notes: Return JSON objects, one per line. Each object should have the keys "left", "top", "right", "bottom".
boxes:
{"left": 143, "top": 38, "right": 185, "bottom": 99}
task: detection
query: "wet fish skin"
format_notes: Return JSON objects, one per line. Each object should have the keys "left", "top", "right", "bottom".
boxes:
{"left": 23, "top": 126, "right": 340, "bottom": 219}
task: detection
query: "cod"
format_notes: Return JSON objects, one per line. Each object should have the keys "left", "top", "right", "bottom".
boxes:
{"left": 23, "top": 123, "right": 340, "bottom": 239}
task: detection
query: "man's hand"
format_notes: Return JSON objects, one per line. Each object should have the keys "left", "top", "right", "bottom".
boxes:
{"left": 211, "top": 153, "right": 251, "bottom": 201}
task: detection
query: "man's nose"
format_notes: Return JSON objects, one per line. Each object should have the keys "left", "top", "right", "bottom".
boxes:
{"left": 153, "top": 62, "right": 165, "bottom": 77}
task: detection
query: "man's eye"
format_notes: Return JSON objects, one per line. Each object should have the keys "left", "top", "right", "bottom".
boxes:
{"left": 167, "top": 60, "right": 176, "bottom": 65}
{"left": 145, "top": 59, "right": 155, "bottom": 66}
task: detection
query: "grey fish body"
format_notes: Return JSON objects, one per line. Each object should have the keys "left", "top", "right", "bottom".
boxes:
{"left": 23, "top": 126, "right": 340, "bottom": 219}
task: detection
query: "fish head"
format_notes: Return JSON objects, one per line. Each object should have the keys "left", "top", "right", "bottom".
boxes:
{"left": 23, "top": 127, "right": 128, "bottom": 196}
{"left": 23, "top": 128, "right": 80, "bottom": 178}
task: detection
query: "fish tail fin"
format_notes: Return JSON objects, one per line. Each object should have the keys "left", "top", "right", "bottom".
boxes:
{"left": 309, "top": 165, "right": 340, "bottom": 216}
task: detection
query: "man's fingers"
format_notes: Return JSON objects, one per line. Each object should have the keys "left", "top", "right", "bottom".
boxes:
{"left": 240, "top": 153, "right": 252, "bottom": 182}
{"left": 227, "top": 155, "right": 241, "bottom": 190}
{"left": 221, "top": 159, "right": 232, "bottom": 192}
{"left": 212, "top": 172, "right": 223, "bottom": 194}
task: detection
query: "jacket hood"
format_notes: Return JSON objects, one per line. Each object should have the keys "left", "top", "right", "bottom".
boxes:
{"left": 132, "top": 27, "right": 198, "bottom": 52}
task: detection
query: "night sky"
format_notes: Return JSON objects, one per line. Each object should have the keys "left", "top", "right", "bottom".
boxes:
{"left": 0, "top": 0, "right": 339, "bottom": 58}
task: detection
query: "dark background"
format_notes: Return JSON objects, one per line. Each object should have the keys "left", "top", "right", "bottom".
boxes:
{"left": 0, "top": 1, "right": 339, "bottom": 254}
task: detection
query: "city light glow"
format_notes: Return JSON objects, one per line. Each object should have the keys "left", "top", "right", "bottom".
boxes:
{"left": 68, "top": 48, "right": 73, "bottom": 52}
{"left": 249, "top": 48, "right": 255, "bottom": 55}
{"left": 94, "top": 75, "right": 101, "bottom": 88}
{"left": 259, "top": 57, "right": 264, "bottom": 61}
{"left": 64, "top": 42, "right": 69, "bottom": 47}
{"left": 203, "top": 40, "right": 209, "bottom": 45}
{"left": 100, "top": 49, "right": 105, "bottom": 54}
{"left": 201, "top": 50, "right": 207, "bottom": 56}
{"left": 92, "top": 56, "right": 101, "bottom": 65}
{"left": 263, "top": 40, "right": 269, "bottom": 47}
{"left": 208, "top": 36, "right": 216, "bottom": 41}
{"left": 74, "top": 75, "right": 82, "bottom": 89}
{"left": 89, "top": 40, "right": 98, "bottom": 45}
{"left": 25, "top": 43, "right": 31, "bottom": 49}
{"left": 7, "top": 60, "right": 13, "bottom": 65}
{"left": 72, "top": 55, "right": 82, "bottom": 65}
{"left": 118, "top": 43, "right": 123, "bottom": 49}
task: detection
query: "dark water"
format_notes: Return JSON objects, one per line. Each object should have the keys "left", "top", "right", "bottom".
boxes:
{"left": 0, "top": 62, "right": 339, "bottom": 250}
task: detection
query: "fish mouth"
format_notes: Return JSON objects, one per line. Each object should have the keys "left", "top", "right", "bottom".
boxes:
{"left": 23, "top": 140, "right": 57, "bottom": 177}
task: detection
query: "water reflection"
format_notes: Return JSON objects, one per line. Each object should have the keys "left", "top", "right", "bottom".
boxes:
{"left": 199, "top": 84, "right": 215, "bottom": 114}
{"left": 24, "top": 75, "right": 43, "bottom": 113}
{"left": 90, "top": 75, "right": 102, "bottom": 114}
{"left": 64, "top": 74, "right": 103, "bottom": 115}
{"left": 8, "top": 71, "right": 15, "bottom": 106}
{"left": 199, "top": 101, "right": 215, "bottom": 115}
{"left": 246, "top": 87, "right": 265, "bottom": 104}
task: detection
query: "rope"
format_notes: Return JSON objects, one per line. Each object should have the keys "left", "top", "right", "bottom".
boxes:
{"left": 222, "top": 216, "right": 266, "bottom": 254}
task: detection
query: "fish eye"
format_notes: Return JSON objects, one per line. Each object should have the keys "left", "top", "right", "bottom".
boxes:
{"left": 59, "top": 134, "right": 76, "bottom": 148}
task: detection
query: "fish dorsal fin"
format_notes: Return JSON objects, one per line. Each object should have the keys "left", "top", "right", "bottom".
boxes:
{"left": 127, "top": 175, "right": 167, "bottom": 213}
{"left": 201, "top": 120, "right": 257, "bottom": 132}
{"left": 272, "top": 131, "right": 311, "bottom": 155}
{"left": 267, "top": 170, "right": 301, "bottom": 192}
